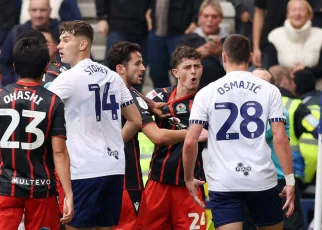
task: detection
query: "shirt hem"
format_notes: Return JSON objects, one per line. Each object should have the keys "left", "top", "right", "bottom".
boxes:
{"left": 71, "top": 171, "right": 124, "bottom": 180}
{"left": 208, "top": 181, "right": 277, "bottom": 192}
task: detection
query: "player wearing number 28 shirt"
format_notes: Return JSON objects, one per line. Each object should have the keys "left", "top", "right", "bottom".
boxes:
{"left": 183, "top": 35, "right": 295, "bottom": 230}
{"left": 48, "top": 21, "right": 141, "bottom": 229}
{"left": 0, "top": 31, "right": 73, "bottom": 230}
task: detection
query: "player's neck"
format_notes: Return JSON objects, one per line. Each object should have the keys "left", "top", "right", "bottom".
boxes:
{"left": 225, "top": 64, "right": 249, "bottom": 73}
{"left": 70, "top": 52, "right": 91, "bottom": 68}
{"left": 18, "top": 77, "right": 42, "bottom": 85}
{"left": 175, "top": 85, "right": 197, "bottom": 99}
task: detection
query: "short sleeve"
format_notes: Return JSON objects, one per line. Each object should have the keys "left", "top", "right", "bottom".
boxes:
{"left": 51, "top": 100, "right": 66, "bottom": 138}
{"left": 189, "top": 88, "right": 208, "bottom": 126}
{"left": 120, "top": 80, "right": 134, "bottom": 108}
{"left": 268, "top": 86, "right": 286, "bottom": 123}
{"left": 255, "top": 0, "right": 267, "bottom": 9}
{"left": 48, "top": 72, "right": 74, "bottom": 102}
{"left": 132, "top": 95, "right": 154, "bottom": 127}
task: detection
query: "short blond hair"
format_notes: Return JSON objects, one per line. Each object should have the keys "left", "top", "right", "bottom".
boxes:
{"left": 287, "top": 0, "right": 313, "bottom": 18}
{"left": 199, "top": 0, "right": 223, "bottom": 18}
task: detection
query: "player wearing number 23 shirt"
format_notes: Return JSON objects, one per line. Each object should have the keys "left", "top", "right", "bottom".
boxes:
{"left": 48, "top": 21, "right": 141, "bottom": 228}
{"left": 0, "top": 31, "right": 73, "bottom": 230}
{"left": 183, "top": 35, "right": 295, "bottom": 230}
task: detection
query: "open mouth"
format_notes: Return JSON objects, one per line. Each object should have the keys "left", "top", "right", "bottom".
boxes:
{"left": 191, "top": 77, "right": 197, "bottom": 83}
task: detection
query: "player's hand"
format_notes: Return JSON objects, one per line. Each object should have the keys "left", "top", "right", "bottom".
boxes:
{"left": 279, "top": 185, "right": 295, "bottom": 218}
{"left": 252, "top": 48, "right": 262, "bottom": 67}
{"left": 198, "top": 128, "right": 208, "bottom": 142}
{"left": 60, "top": 196, "right": 74, "bottom": 224}
{"left": 98, "top": 20, "right": 109, "bottom": 37}
{"left": 185, "top": 179, "right": 206, "bottom": 208}
{"left": 151, "top": 102, "right": 171, "bottom": 119}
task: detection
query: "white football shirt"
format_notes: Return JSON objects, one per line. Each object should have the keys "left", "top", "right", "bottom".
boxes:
{"left": 48, "top": 59, "right": 133, "bottom": 180}
{"left": 189, "top": 71, "right": 285, "bottom": 192}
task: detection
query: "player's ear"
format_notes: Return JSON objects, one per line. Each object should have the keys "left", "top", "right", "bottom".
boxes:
{"left": 79, "top": 39, "right": 89, "bottom": 51}
{"left": 172, "top": 68, "right": 179, "bottom": 79}
{"left": 116, "top": 64, "right": 125, "bottom": 76}
{"left": 249, "top": 52, "right": 253, "bottom": 64}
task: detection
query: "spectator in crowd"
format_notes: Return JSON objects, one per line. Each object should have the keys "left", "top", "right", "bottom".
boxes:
{"left": 267, "top": 0, "right": 322, "bottom": 79}
{"left": 294, "top": 70, "right": 320, "bottom": 186}
{"left": 269, "top": 65, "right": 319, "bottom": 195}
{"left": 310, "top": 0, "right": 322, "bottom": 27}
{"left": 252, "top": 0, "right": 289, "bottom": 68}
{"left": 147, "top": 0, "right": 202, "bottom": 88}
{"left": 0, "top": 0, "right": 20, "bottom": 49}
{"left": 0, "top": 0, "right": 60, "bottom": 86}
{"left": 229, "top": 0, "right": 254, "bottom": 42}
{"left": 95, "top": 0, "right": 149, "bottom": 68}
{"left": 181, "top": 0, "right": 227, "bottom": 88}
{"left": 20, "top": 0, "right": 82, "bottom": 24}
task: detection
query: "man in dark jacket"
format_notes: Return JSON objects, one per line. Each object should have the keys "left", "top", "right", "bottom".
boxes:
{"left": 95, "top": 0, "right": 150, "bottom": 66}
{"left": 0, "top": 0, "right": 60, "bottom": 86}
{"left": 148, "top": 0, "right": 202, "bottom": 88}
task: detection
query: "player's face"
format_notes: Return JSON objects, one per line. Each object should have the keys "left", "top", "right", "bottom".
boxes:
{"left": 287, "top": 1, "right": 311, "bottom": 29}
{"left": 29, "top": 0, "right": 51, "bottom": 28}
{"left": 43, "top": 32, "right": 57, "bottom": 62}
{"left": 125, "top": 52, "right": 145, "bottom": 86}
{"left": 173, "top": 58, "right": 202, "bottom": 92}
{"left": 57, "top": 32, "right": 80, "bottom": 65}
{"left": 198, "top": 6, "right": 222, "bottom": 36}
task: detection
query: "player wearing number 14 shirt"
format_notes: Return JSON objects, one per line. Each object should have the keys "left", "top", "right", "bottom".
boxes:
{"left": 183, "top": 35, "right": 295, "bottom": 230}
{"left": 48, "top": 21, "right": 141, "bottom": 229}
{"left": 0, "top": 31, "right": 73, "bottom": 230}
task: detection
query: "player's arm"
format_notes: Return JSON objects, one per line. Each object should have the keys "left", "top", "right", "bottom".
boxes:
{"left": 271, "top": 122, "right": 293, "bottom": 176}
{"left": 269, "top": 87, "right": 294, "bottom": 217}
{"left": 183, "top": 123, "right": 204, "bottom": 181}
{"left": 121, "top": 104, "right": 142, "bottom": 142}
{"left": 50, "top": 101, "right": 74, "bottom": 223}
{"left": 142, "top": 123, "right": 187, "bottom": 146}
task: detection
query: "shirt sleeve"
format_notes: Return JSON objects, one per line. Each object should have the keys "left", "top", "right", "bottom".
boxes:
{"left": 268, "top": 86, "right": 286, "bottom": 123}
{"left": 132, "top": 95, "right": 154, "bottom": 127}
{"left": 48, "top": 72, "right": 74, "bottom": 102}
{"left": 189, "top": 88, "right": 208, "bottom": 125}
{"left": 51, "top": 99, "right": 66, "bottom": 138}
{"left": 120, "top": 79, "right": 134, "bottom": 108}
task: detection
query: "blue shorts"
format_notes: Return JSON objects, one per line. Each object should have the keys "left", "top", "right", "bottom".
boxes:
{"left": 209, "top": 186, "right": 283, "bottom": 228}
{"left": 68, "top": 175, "right": 123, "bottom": 228}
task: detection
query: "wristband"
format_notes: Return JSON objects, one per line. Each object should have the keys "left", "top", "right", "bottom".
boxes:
{"left": 284, "top": 173, "right": 295, "bottom": 185}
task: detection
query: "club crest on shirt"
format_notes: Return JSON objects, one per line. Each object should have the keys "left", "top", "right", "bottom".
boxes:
{"left": 107, "top": 148, "right": 119, "bottom": 160}
{"left": 235, "top": 163, "right": 251, "bottom": 176}
{"left": 176, "top": 103, "right": 187, "bottom": 114}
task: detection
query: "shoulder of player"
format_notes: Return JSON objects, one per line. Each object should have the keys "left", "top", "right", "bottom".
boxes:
{"left": 146, "top": 87, "right": 172, "bottom": 102}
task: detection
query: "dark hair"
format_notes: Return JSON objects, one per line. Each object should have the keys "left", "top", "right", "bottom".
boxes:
{"left": 15, "top": 29, "right": 47, "bottom": 44}
{"left": 37, "top": 27, "right": 59, "bottom": 44}
{"left": 60, "top": 20, "right": 94, "bottom": 43}
{"left": 294, "top": 69, "right": 316, "bottom": 95}
{"left": 106, "top": 41, "right": 141, "bottom": 71}
{"left": 171, "top": 46, "right": 202, "bottom": 68}
{"left": 13, "top": 31, "right": 50, "bottom": 79}
{"left": 223, "top": 34, "right": 251, "bottom": 65}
